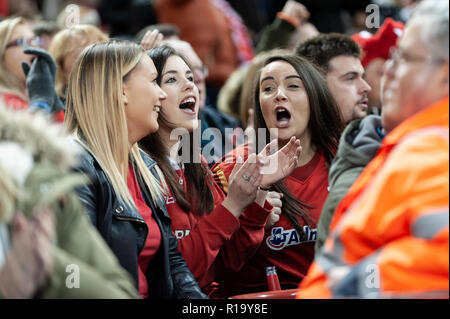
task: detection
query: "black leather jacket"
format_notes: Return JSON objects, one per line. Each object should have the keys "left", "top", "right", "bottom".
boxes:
{"left": 73, "top": 147, "right": 206, "bottom": 299}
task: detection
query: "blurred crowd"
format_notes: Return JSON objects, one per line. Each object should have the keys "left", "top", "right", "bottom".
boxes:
{"left": 0, "top": 0, "right": 448, "bottom": 300}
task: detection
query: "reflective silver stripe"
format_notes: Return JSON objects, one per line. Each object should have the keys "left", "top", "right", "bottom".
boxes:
{"left": 411, "top": 209, "right": 449, "bottom": 240}
{"left": 355, "top": 252, "right": 382, "bottom": 299}
{"left": 316, "top": 251, "right": 346, "bottom": 274}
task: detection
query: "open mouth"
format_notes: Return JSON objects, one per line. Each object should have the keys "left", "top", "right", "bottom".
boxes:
{"left": 153, "top": 105, "right": 161, "bottom": 113}
{"left": 275, "top": 106, "right": 292, "bottom": 128}
{"left": 179, "top": 96, "right": 197, "bottom": 115}
{"left": 357, "top": 98, "right": 369, "bottom": 110}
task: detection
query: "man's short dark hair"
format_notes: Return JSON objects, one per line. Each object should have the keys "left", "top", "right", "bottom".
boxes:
{"left": 32, "top": 21, "right": 61, "bottom": 37}
{"left": 135, "top": 24, "right": 180, "bottom": 43}
{"left": 295, "top": 33, "right": 361, "bottom": 73}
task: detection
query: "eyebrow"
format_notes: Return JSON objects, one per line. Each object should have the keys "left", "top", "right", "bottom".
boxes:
{"left": 340, "top": 71, "right": 362, "bottom": 79}
{"left": 163, "top": 69, "right": 193, "bottom": 77}
{"left": 260, "top": 74, "right": 301, "bottom": 85}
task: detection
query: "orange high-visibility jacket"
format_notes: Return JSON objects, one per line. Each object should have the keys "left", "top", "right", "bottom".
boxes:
{"left": 298, "top": 97, "right": 449, "bottom": 299}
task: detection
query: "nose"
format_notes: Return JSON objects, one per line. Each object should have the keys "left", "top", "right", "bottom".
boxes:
{"left": 275, "top": 87, "right": 288, "bottom": 101}
{"left": 158, "top": 85, "right": 167, "bottom": 101}
{"left": 184, "top": 78, "right": 195, "bottom": 92}
{"left": 359, "top": 78, "right": 372, "bottom": 94}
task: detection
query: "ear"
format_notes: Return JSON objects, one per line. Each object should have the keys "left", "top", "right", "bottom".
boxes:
{"left": 122, "top": 82, "right": 129, "bottom": 106}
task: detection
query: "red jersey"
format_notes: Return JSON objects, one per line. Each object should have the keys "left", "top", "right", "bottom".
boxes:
{"left": 127, "top": 165, "right": 161, "bottom": 299}
{"left": 211, "top": 145, "right": 330, "bottom": 297}
{"left": 0, "top": 92, "right": 65, "bottom": 123}
{"left": 165, "top": 160, "right": 272, "bottom": 294}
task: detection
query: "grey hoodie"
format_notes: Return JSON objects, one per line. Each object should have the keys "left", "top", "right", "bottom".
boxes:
{"left": 315, "top": 115, "right": 384, "bottom": 252}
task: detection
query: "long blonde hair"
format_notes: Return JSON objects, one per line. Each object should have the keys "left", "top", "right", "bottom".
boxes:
{"left": 49, "top": 24, "right": 108, "bottom": 98}
{"left": 64, "top": 40, "right": 163, "bottom": 205}
{"left": 0, "top": 17, "right": 28, "bottom": 101}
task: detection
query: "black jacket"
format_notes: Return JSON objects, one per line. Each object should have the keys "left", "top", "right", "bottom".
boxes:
{"left": 74, "top": 147, "right": 206, "bottom": 299}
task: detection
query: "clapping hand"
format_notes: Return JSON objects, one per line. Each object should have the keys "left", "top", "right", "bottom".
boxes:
{"left": 265, "top": 192, "right": 283, "bottom": 230}
{"left": 222, "top": 154, "right": 264, "bottom": 218}
{"left": 140, "top": 29, "right": 164, "bottom": 51}
{"left": 257, "top": 137, "right": 302, "bottom": 188}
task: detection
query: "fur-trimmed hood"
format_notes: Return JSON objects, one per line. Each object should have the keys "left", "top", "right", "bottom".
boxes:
{"left": 0, "top": 106, "right": 85, "bottom": 223}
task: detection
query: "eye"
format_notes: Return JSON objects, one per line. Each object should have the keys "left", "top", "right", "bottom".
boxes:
{"left": 288, "top": 84, "right": 300, "bottom": 89}
{"left": 263, "top": 86, "right": 274, "bottom": 93}
{"left": 187, "top": 75, "right": 194, "bottom": 82}
{"left": 165, "top": 76, "right": 176, "bottom": 84}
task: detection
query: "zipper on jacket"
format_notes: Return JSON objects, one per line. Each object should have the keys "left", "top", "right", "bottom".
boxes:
{"left": 114, "top": 216, "right": 146, "bottom": 224}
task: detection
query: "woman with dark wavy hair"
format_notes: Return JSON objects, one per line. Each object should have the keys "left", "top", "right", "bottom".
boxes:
{"left": 213, "top": 53, "right": 344, "bottom": 297}
{"left": 140, "top": 45, "right": 301, "bottom": 295}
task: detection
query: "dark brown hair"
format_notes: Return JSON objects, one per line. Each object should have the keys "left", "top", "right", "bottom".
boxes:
{"left": 295, "top": 33, "right": 361, "bottom": 73}
{"left": 140, "top": 45, "right": 214, "bottom": 215}
{"left": 254, "top": 54, "right": 344, "bottom": 239}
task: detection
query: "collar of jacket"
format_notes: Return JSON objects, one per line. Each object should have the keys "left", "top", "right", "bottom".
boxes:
{"left": 139, "top": 149, "right": 158, "bottom": 170}
{"left": 72, "top": 139, "right": 161, "bottom": 223}
{"left": 383, "top": 96, "right": 449, "bottom": 148}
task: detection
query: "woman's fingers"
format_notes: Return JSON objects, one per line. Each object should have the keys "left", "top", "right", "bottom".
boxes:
{"left": 260, "top": 139, "right": 277, "bottom": 157}
{"left": 141, "top": 30, "right": 163, "bottom": 50}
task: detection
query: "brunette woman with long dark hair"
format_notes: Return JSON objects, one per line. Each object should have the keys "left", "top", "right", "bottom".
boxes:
{"left": 140, "top": 46, "right": 301, "bottom": 295}
{"left": 212, "top": 53, "right": 344, "bottom": 297}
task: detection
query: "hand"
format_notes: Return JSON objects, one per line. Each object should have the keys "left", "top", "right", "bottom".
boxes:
{"left": 222, "top": 154, "right": 264, "bottom": 218}
{"left": 23, "top": 47, "right": 57, "bottom": 81}
{"left": 258, "top": 137, "right": 302, "bottom": 188}
{"left": 0, "top": 207, "right": 55, "bottom": 299}
{"left": 282, "top": 0, "right": 310, "bottom": 26}
{"left": 22, "top": 47, "right": 65, "bottom": 113}
{"left": 140, "top": 29, "right": 164, "bottom": 51}
{"left": 265, "top": 192, "right": 283, "bottom": 230}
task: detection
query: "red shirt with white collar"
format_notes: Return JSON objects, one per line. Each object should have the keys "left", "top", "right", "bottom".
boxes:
{"left": 165, "top": 159, "right": 272, "bottom": 294}
{"left": 212, "top": 145, "right": 329, "bottom": 297}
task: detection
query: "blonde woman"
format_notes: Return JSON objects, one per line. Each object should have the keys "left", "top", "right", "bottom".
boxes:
{"left": 0, "top": 17, "right": 65, "bottom": 122}
{"left": 0, "top": 17, "right": 37, "bottom": 110}
{"left": 49, "top": 24, "right": 108, "bottom": 99}
{"left": 65, "top": 40, "right": 206, "bottom": 299}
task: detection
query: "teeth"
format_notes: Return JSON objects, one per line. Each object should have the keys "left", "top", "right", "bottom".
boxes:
{"left": 182, "top": 97, "right": 195, "bottom": 104}
{"left": 154, "top": 106, "right": 160, "bottom": 112}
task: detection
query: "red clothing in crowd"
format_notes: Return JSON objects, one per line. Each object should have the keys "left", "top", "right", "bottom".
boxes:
{"left": 0, "top": 92, "right": 65, "bottom": 123}
{"left": 211, "top": 145, "right": 330, "bottom": 297}
{"left": 165, "top": 160, "right": 272, "bottom": 294}
{"left": 0, "top": 0, "right": 8, "bottom": 18}
{"left": 1, "top": 92, "right": 28, "bottom": 111}
{"left": 127, "top": 165, "right": 162, "bottom": 299}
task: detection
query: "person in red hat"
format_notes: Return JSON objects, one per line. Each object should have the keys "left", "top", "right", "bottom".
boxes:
{"left": 353, "top": 18, "right": 404, "bottom": 114}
